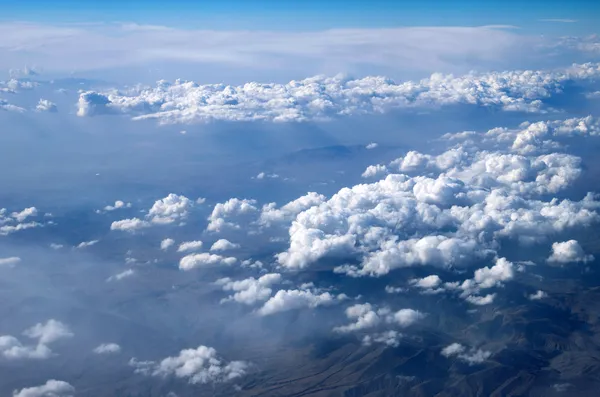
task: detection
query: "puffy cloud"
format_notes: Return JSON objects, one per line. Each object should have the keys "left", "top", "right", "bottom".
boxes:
{"left": 257, "top": 289, "right": 346, "bottom": 316}
{"left": 334, "top": 303, "right": 386, "bottom": 333}
{"left": 529, "top": 290, "right": 548, "bottom": 300}
{"left": 179, "top": 253, "right": 236, "bottom": 270}
{"left": 160, "top": 238, "right": 175, "bottom": 250}
{"left": 35, "top": 99, "right": 57, "bottom": 112}
{"left": 441, "top": 343, "right": 491, "bottom": 365}
{"left": 0, "top": 98, "right": 25, "bottom": 112}
{"left": 259, "top": 192, "right": 326, "bottom": 227}
{"left": 12, "top": 207, "right": 38, "bottom": 222}
{"left": 12, "top": 380, "right": 75, "bottom": 397}
{"left": 362, "top": 330, "right": 402, "bottom": 347}
{"left": 465, "top": 294, "right": 496, "bottom": 305}
{"left": 365, "top": 142, "right": 378, "bottom": 150}
{"left": 207, "top": 198, "right": 257, "bottom": 232}
{"left": 75, "top": 63, "right": 600, "bottom": 124}
{"left": 216, "top": 273, "right": 281, "bottom": 305}
{"left": 547, "top": 240, "right": 594, "bottom": 264}
{"left": 1, "top": 320, "right": 72, "bottom": 360}
{"left": 0, "top": 256, "right": 21, "bottom": 267}
{"left": 361, "top": 164, "right": 388, "bottom": 178}
{"left": 0, "top": 336, "right": 52, "bottom": 360}
{"left": 148, "top": 193, "right": 193, "bottom": 224}
{"left": 390, "top": 309, "right": 426, "bottom": 327}
{"left": 255, "top": 172, "right": 279, "bottom": 180}
{"left": 102, "top": 200, "right": 131, "bottom": 211}
{"left": 410, "top": 275, "right": 442, "bottom": 289}
{"left": 23, "top": 319, "right": 73, "bottom": 345}
{"left": 210, "top": 239, "right": 240, "bottom": 252}
{"left": 177, "top": 240, "right": 204, "bottom": 252}
{"left": 130, "top": 345, "right": 248, "bottom": 384}
{"left": 110, "top": 218, "right": 151, "bottom": 231}
{"left": 93, "top": 343, "right": 121, "bottom": 354}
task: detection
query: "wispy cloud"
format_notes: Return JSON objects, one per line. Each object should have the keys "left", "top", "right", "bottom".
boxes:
{"left": 539, "top": 18, "right": 577, "bottom": 23}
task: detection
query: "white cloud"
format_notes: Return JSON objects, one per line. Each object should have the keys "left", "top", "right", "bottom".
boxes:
{"left": 148, "top": 194, "right": 192, "bottom": 224}
{"left": 441, "top": 343, "right": 491, "bottom": 365}
{"left": 12, "top": 207, "right": 37, "bottom": 222}
{"left": 210, "top": 239, "right": 240, "bottom": 252}
{"left": 76, "top": 239, "right": 99, "bottom": 248}
{"left": 75, "top": 62, "right": 600, "bottom": 124}
{"left": 547, "top": 240, "right": 594, "bottom": 264}
{"left": 110, "top": 218, "right": 151, "bottom": 231}
{"left": 465, "top": 293, "right": 496, "bottom": 305}
{"left": 365, "top": 142, "right": 378, "bottom": 149}
{"left": 361, "top": 164, "right": 388, "bottom": 178}
{"left": 93, "top": 343, "right": 121, "bottom": 355}
{"left": 0, "top": 256, "right": 21, "bottom": 267}
{"left": 0, "top": 336, "right": 52, "bottom": 360}
{"left": 410, "top": 275, "right": 442, "bottom": 289}
{"left": 334, "top": 303, "right": 386, "bottom": 333}
{"left": 529, "top": 290, "right": 548, "bottom": 300}
{"left": 390, "top": 309, "right": 426, "bottom": 327}
{"left": 23, "top": 319, "right": 73, "bottom": 345}
{"left": 12, "top": 380, "right": 75, "bottom": 397}
{"left": 103, "top": 200, "right": 132, "bottom": 211}
{"left": 216, "top": 273, "right": 282, "bottom": 305}
{"left": 207, "top": 198, "right": 257, "bottom": 232}
{"left": 179, "top": 253, "right": 236, "bottom": 270}
{"left": 130, "top": 345, "right": 248, "bottom": 384}
{"left": 257, "top": 289, "right": 345, "bottom": 316}
{"left": 160, "top": 238, "right": 175, "bottom": 250}
{"left": 177, "top": 240, "right": 204, "bottom": 252}
{"left": 35, "top": 99, "right": 57, "bottom": 112}
{"left": 107, "top": 269, "right": 135, "bottom": 282}
{"left": 362, "top": 330, "right": 402, "bottom": 347}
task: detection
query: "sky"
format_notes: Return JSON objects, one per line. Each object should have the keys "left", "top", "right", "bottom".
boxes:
{"left": 1, "top": 1, "right": 600, "bottom": 396}
{"left": 0, "top": 0, "right": 598, "bottom": 32}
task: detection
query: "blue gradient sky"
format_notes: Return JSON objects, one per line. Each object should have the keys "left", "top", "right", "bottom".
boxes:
{"left": 0, "top": 0, "right": 598, "bottom": 33}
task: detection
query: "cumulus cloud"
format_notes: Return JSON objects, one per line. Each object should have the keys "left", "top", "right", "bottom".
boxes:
{"left": 101, "top": 200, "right": 131, "bottom": 212}
{"left": 441, "top": 343, "right": 491, "bottom": 365}
{"left": 257, "top": 289, "right": 346, "bottom": 316}
{"left": 216, "top": 273, "right": 281, "bottom": 305}
{"left": 23, "top": 319, "right": 73, "bottom": 345}
{"left": 210, "top": 239, "right": 241, "bottom": 252}
{"left": 12, "top": 380, "right": 75, "bottom": 397}
{"left": 529, "top": 290, "right": 548, "bottom": 300}
{"left": 75, "top": 62, "right": 600, "bottom": 124}
{"left": 1, "top": 320, "right": 72, "bottom": 360}
{"left": 93, "top": 343, "right": 121, "bottom": 354}
{"left": 12, "top": 207, "right": 38, "bottom": 222}
{"left": 361, "top": 164, "right": 388, "bottom": 178}
{"left": 160, "top": 238, "right": 175, "bottom": 250}
{"left": 547, "top": 240, "right": 594, "bottom": 264}
{"left": 110, "top": 218, "right": 151, "bottom": 231}
{"left": 177, "top": 240, "right": 204, "bottom": 252}
{"left": 365, "top": 142, "right": 378, "bottom": 149}
{"left": 35, "top": 99, "right": 57, "bottom": 112}
{"left": 148, "top": 194, "right": 193, "bottom": 224}
{"left": 179, "top": 253, "right": 236, "bottom": 270}
{"left": 362, "top": 330, "right": 402, "bottom": 347}
{"left": 130, "top": 345, "right": 248, "bottom": 384}
{"left": 207, "top": 198, "right": 257, "bottom": 232}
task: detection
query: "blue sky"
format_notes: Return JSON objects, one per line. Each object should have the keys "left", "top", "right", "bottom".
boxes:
{"left": 1, "top": 0, "right": 598, "bottom": 33}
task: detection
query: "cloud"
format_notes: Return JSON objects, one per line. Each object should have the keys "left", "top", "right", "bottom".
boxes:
{"left": 75, "top": 62, "right": 600, "bottom": 124}
{"left": 177, "top": 240, "right": 204, "bottom": 252}
{"left": 12, "top": 380, "right": 75, "bottom": 397}
{"left": 465, "top": 293, "right": 496, "bottom": 305}
{"left": 93, "top": 343, "right": 121, "bottom": 355}
{"left": 0, "top": 256, "right": 21, "bottom": 267}
{"left": 102, "top": 200, "right": 132, "bottom": 212}
{"left": 148, "top": 194, "right": 193, "bottom": 224}
{"left": 23, "top": 319, "right": 73, "bottom": 345}
{"left": 547, "top": 240, "right": 594, "bottom": 264}
{"left": 76, "top": 240, "right": 99, "bottom": 248}
{"left": 362, "top": 330, "right": 402, "bottom": 347}
{"left": 210, "top": 239, "right": 241, "bottom": 252}
{"left": 529, "top": 290, "right": 548, "bottom": 300}
{"left": 179, "top": 253, "right": 236, "bottom": 270}
{"left": 207, "top": 198, "right": 257, "bottom": 232}
{"left": 1, "top": 320, "right": 72, "bottom": 360}
{"left": 365, "top": 142, "right": 378, "bottom": 149}
{"left": 216, "top": 273, "right": 282, "bottom": 305}
{"left": 110, "top": 218, "right": 151, "bottom": 231}
{"left": 334, "top": 304, "right": 425, "bottom": 333}
{"left": 361, "top": 164, "right": 388, "bottom": 178}
{"left": 12, "top": 207, "right": 37, "bottom": 222}
{"left": 160, "top": 238, "right": 175, "bottom": 250}
{"left": 35, "top": 99, "right": 57, "bottom": 112}
{"left": 539, "top": 19, "right": 577, "bottom": 23}
{"left": 130, "top": 345, "right": 248, "bottom": 384}
{"left": 107, "top": 269, "right": 135, "bottom": 282}
{"left": 441, "top": 343, "right": 491, "bottom": 365}
{"left": 257, "top": 289, "right": 346, "bottom": 316}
